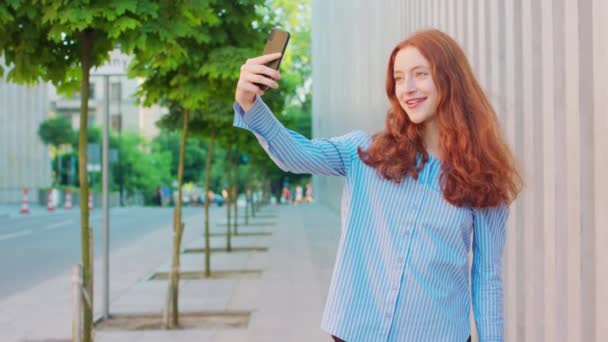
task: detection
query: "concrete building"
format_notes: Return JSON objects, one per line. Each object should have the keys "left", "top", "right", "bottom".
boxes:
{"left": 0, "top": 72, "right": 51, "bottom": 204}
{"left": 49, "top": 49, "right": 163, "bottom": 138}
{"left": 1, "top": 49, "right": 165, "bottom": 205}
{"left": 311, "top": 0, "right": 607, "bottom": 341}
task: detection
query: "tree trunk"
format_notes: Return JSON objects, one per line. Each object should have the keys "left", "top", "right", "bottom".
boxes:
{"left": 163, "top": 109, "right": 189, "bottom": 328}
{"left": 245, "top": 185, "right": 250, "bottom": 226}
{"left": 204, "top": 128, "right": 216, "bottom": 277}
{"left": 225, "top": 145, "right": 233, "bottom": 252}
{"left": 232, "top": 150, "right": 239, "bottom": 235}
{"left": 56, "top": 152, "right": 61, "bottom": 186}
{"left": 78, "top": 28, "right": 94, "bottom": 342}
{"left": 251, "top": 181, "right": 256, "bottom": 218}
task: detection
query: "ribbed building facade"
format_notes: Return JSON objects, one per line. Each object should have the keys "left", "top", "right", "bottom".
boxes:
{"left": 311, "top": 1, "right": 607, "bottom": 341}
{"left": 0, "top": 77, "right": 51, "bottom": 204}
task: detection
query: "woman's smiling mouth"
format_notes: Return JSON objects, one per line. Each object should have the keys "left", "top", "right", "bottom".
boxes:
{"left": 405, "top": 97, "right": 427, "bottom": 109}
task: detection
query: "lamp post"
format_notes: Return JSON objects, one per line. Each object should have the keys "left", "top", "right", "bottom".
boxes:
{"left": 90, "top": 49, "right": 131, "bottom": 320}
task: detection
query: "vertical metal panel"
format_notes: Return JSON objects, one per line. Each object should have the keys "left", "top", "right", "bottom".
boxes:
{"left": 577, "top": 1, "right": 596, "bottom": 341}
{"left": 520, "top": 1, "right": 539, "bottom": 340}
{"left": 502, "top": 1, "right": 518, "bottom": 340}
{"left": 592, "top": 1, "right": 608, "bottom": 340}
{"left": 476, "top": 0, "right": 486, "bottom": 87}
{"left": 467, "top": 0, "right": 475, "bottom": 66}
{"left": 447, "top": 0, "right": 454, "bottom": 35}
{"left": 456, "top": 0, "right": 464, "bottom": 45}
{"left": 552, "top": 1, "right": 570, "bottom": 341}
{"left": 531, "top": 1, "right": 546, "bottom": 341}
{"left": 564, "top": 0, "right": 583, "bottom": 341}
{"left": 540, "top": 0, "right": 557, "bottom": 340}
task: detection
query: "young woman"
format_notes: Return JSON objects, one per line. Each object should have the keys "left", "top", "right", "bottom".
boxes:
{"left": 233, "top": 29, "right": 522, "bottom": 342}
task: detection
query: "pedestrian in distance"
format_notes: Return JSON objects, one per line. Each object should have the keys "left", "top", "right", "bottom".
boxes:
{"left": 233, "top": 29, "right": 522, "bottom": 342}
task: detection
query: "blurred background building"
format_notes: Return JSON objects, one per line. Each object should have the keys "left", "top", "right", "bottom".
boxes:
{"left": 48, "top": 49, "right": 163, "bottom": 139}
{"left": 311, "top": 0, "right": 607, "bottom": 341}
{"left": 0, "top": 62, "right": 51, "bottom": 204}
{"left": 0, "top": 49, "right": 164, "bottom": 204}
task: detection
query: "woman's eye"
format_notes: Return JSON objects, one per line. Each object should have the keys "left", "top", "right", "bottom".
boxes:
{"left": 394, "top": 76, "right": 403, "bottom": 82}
{"left": 416, "top": 71, "right": 428, "bottom": 77}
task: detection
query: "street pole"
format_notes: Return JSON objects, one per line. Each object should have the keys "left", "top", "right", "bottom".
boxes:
{"left": 92, "top": 48, "right": 131, "bottom": 322}
{"left": 102, "top": 75, "right": 110, "bottom": 319}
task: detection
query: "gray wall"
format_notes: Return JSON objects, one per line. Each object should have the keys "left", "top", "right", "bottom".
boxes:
{"left": 311, "top": 0, "right": 607, "bottom": 341}
{"left": 0, "top": 76, "right": 51, "bottom": 204}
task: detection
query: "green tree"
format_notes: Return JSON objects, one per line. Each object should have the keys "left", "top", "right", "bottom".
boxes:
{"left": 38, "top": 115, "right": 75, "bottom": 147}
{"left": 72, "top": 126, "right": 102, "bottom": 147}
{"left": 130, "top": 1, "right": 256, "bottom": 325}
{"left": 114, "top": 132, "right": 172, "bottom": 204}
{"left": 152, "top": 130, "right": 208, "bottom": 184}
{"left": 0, "top": 2, "right": 212, "bottom": 339}
{"left": 234, "top": 0, "right": 312, "bottom": 202}
{"left": 37, "top": 116, "right": 75, "bottom": 185}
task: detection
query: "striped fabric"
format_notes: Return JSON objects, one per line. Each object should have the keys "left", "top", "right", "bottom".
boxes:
{"left": 234, "top": 96, "right": 508, "bottom": 342}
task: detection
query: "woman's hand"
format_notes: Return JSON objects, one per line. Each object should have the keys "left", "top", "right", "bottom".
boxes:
{"left": 235, "top": 52, "right": 282, "bottom": 112}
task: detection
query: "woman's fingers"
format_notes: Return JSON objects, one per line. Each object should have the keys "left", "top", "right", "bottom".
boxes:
{"left": 242, "top": 64, "right": 281, "bottom": 81}
{"left": 237, "top": 79, "right": 261, "bottom": 94}
{"left": 236, "top": 80, "right": 265, "bottom": 99}
{"left": 244, "top": 73, "right": 279, "bottom": 89}
{"left": 235, "top": 53, "right": 281, "bottom": 109}
{"left": 245, "top": 52, "right": 282, "bottom": 66}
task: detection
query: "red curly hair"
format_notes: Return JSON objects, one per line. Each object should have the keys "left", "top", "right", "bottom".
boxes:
{"left": 358, "top": 29, "right": 522, "bottom": 208}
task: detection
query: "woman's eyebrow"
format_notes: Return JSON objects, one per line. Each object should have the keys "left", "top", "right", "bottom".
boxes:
{"left": 394, "top": 65, "right": 428, "bottom": 74}
{"left": 409, "top": 65, "right": 428, "bottom": 72}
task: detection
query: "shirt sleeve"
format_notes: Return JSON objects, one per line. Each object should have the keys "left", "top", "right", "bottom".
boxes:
{"left": 471, "top": 205, "right": 509, "bottom": 342}
{"left": 233, "top": 95, "right": 368, "bottom": 176}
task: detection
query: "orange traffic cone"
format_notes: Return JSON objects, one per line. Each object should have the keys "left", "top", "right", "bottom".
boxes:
{"left": 47, "top": 188, "right": 55, "bottom": 211}
{"left": 88, "top": 192, "right": 93, "bottom": 210}
{"left": 20, "top": 187, "right": 30, "bottom": 214}
{"left": 64, "top": 189, "right": 72, "bottom": 210}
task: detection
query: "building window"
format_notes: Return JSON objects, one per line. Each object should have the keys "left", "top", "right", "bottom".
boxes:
{"left": 111, "top": 114, "right": 122, "bottom": 132}
{"left": 111, "top": 82, "right": 121, "bottom": 102}
{"left": 88, "top": 82, "right": 96, "bottom": 99}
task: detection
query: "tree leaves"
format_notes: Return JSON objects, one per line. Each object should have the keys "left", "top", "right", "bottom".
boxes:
{"left": 38, "top": 116, "right": 75, "bottom": 147}
{"left": 108, "top": 17, "right": 141, "bottom": 38}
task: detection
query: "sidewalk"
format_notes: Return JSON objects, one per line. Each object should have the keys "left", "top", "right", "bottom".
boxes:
{"left": 0, "top": 203, "right": 342, "bottom": 342}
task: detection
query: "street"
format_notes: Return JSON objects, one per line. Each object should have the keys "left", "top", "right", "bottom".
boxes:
{"left": 0, "top": 206, "right": 205, "bottom": 300}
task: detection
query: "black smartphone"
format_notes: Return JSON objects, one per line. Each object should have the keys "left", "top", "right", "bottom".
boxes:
{"left": 256, "top": 28, "right": 290, "bottom": 91}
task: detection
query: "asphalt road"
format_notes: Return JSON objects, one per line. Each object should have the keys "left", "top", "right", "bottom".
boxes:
{"left": 0, "top": 206, "right": 205, "bottom": 300}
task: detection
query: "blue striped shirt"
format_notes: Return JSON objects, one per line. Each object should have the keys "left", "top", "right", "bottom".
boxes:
{"left": 234, "top": 96, "right": 508, "bottom": 342}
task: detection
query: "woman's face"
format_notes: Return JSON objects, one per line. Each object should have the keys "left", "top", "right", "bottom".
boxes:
{"left": 393, "top": 46, "right": 439, "bottom": 125}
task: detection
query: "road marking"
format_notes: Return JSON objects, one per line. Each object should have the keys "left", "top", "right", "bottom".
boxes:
{"left": 44, "top": 219, "right": 74, "bottom": 231}
{"left": 0, "top": 230, "right": 32, "bottom": 241}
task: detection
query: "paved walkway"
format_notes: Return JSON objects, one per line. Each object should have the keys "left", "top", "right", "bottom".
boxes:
{"left": 0, "top": 203, "right": 342, "bottom": 342}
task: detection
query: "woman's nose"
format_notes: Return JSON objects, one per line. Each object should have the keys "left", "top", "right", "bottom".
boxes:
{"left": 405, "top": 78, "right": 417, "bottom": 93}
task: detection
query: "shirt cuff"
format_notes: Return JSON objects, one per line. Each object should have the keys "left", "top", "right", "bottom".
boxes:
{"left": 233, "top": 95, "right": 282, "bottom": 141}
